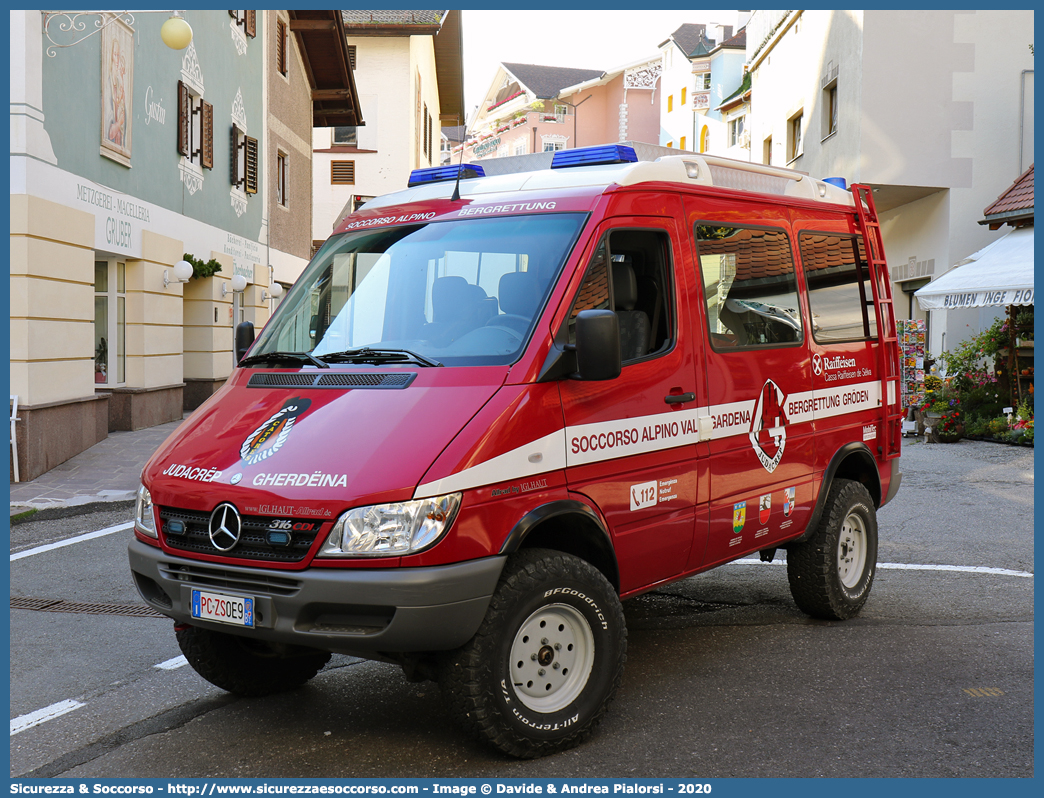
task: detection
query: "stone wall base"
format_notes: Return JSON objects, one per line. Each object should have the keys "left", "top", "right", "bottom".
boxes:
{"left": 12, "top": 394, "right": 110, "bottom": 483}
{"left": 184, "top": 378, "right": 227, "bottom": 412}
{"left": 106, "top": 384, "right": 185, "bottom": 432}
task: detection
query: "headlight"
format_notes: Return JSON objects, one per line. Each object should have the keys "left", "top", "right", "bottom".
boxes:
{"left": 318, "top": 493, "right": 461, "bottom": 557}
{"left": 135, "top": 484, "right": 158, "bottom": 538}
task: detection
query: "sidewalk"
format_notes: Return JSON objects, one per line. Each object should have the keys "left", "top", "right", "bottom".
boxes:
{"left": 9, "top": 416, "right": 186, "bottom": 517}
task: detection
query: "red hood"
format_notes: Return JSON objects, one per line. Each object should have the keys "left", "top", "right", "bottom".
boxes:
{"left": 143, "top": 367, "right": 507, "bottom": 516}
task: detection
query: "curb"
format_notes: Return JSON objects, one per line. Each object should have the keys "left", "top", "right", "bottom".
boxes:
{"left": 9, "top": 499, "right": 136, "bottom": 526}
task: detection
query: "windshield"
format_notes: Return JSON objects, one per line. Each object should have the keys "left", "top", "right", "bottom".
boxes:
{"left": 251, "top": 213, "right": 586, "bottom": 367}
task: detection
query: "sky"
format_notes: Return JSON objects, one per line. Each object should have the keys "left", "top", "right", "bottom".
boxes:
{"left": 460, "top": 9, "right": 743, "bottom": 124}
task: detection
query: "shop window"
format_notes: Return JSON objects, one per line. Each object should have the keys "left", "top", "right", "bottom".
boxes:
{"left": 799, "top": 232, "right": 877, "bottom": 342}
{"left": 230, "top": 123, "right": 259, "bottom": 193}
{"left": 177, "top": 80, "right": 213, "bottom": 168}
{"left": 696, "top": 225, "right": 803, "bottom": 349}
{"left": 229, "top": 10, "right": 257, "bottom": 37}
{"left": 94, "top": 260, "right": 126, "bottom": 385}
{"left": 331, "top": 160, "right": 355, "bottom": 185}
{"left": 567, "top": 229, "right": 673, "bottom": 363}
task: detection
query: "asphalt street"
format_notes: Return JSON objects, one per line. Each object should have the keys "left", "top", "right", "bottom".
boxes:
{"left": 8, "top": 439, "right": 1034, "bottom": 779}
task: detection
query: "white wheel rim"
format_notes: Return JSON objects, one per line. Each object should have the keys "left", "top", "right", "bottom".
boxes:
{"left": 509, "top": 603, "right": 595, "bottom": 713}
{"left": 838, "top": 512, "right": 868, "bottom": 589}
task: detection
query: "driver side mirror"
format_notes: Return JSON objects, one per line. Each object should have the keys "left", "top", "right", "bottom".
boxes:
{"left": 573, "top": 310, "right": 621, "bottom": 381}
{"left": 235, "top": 321, "right": 255, "bottom": 364}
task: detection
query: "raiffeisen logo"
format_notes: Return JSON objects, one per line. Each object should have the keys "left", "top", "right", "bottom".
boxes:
{"left": 812, "top": 353, "right": 858, "bottom": 376}
{"left": 824, "top": 355, "right": 857, "bottom": 370}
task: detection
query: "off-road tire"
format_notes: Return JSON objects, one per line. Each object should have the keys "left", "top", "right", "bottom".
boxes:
{"left": 787, "top": 478, "right": 878, "bottom": 620}
{"left": 176, "top": 625, "right": 331, "bottom": 697}
{"left": 438, "top": 549, "right": 626, "bottom": 758}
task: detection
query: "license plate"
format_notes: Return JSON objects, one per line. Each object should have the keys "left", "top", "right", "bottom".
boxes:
{"left": 191, "top": 589, "right": 254, "bottom": 628}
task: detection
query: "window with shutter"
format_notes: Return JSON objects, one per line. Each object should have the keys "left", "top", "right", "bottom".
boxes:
{"left": 229, "top": 10, "right": 257, "bottom": 38}
{"left": 277, "top": 19, "right": 287, "bottom": 76}
{"left": 200, "top": 101, "right": 214, "bottom": 168}
{"left": 177, "top": 81, "right": 191, "bottom": 156}
{"left": 347, "top": 45, "right": 357, "bottom": 69}
{"left": 331, "top": 161, "right": 355, "bottom": 185}
{"left": 230, "top": 124, "right": 242, "bottom": 185}
{"left": 244, "top": 136, "right": 258, "bottom": 194}
{"left": 178, "top": 80, "right": 213, "bottom": 169}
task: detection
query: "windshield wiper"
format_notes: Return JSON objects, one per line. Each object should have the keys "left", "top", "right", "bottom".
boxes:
{"left": 318, "top": 347, "right": 443, "bottom": 368}
{"left": 238, "top": 351, "right": 330, "bottom": 369}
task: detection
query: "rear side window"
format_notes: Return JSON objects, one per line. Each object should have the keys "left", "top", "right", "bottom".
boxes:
{"left": 696, "top": 225, "right": 803, "bottom": 349}
{"left": 799, "top": 232, "right": 877, "bottom": 342}
{"left": 567, "top": 229, "right": 673, "bottom": 363}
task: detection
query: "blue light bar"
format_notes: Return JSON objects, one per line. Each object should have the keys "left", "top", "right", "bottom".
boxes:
{"left": 407, "top": 163, "right": 486, "bottom": 187}
{"left": 551, "top": 144, "right": 639, "bottom": 169}
{"left": 823, "top": 177, "right": 847, "bottom": 189}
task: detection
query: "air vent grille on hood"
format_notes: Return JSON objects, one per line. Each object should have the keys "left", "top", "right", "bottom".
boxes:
{"left": 247, "top": 372, "right": 416, "bottom": 389}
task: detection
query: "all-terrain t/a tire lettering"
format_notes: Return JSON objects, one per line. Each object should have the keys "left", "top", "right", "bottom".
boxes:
{"left": 439, "top": 548, "right": 626, "bottom": 758}
{"left": 787, "top": 478, "right": 878, "bottom": 620}
{"left": 176, "top": 625, "right": 331, "bottom": 697}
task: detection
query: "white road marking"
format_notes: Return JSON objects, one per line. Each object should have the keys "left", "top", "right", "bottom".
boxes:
{"left": 9, "top": 521, "right": 134, "bottom": 562}
{"left": 154, "top": 656, "right": 188, "bottom": 670}
{"left": 731, "top": 559, "right": 1033, "bottom": 578}
{"left": 10, "top": 699, "right": 85, "bottom": 736}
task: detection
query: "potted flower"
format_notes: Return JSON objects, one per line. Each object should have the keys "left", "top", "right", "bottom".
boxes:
{"left": 921, "top": 378, "right": 963, "bottom": 442}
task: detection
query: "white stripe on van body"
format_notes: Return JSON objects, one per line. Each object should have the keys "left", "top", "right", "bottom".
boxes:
{"left": 413, "top": 380, "right": 883, "bottom": 499}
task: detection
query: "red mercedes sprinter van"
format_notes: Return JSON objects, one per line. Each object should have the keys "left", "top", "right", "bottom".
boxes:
{"left": 129, "top": 145, "right": 902, "bottom": 758}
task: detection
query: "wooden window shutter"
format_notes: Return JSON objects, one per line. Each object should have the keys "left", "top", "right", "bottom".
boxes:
{"left": 331, "top": 160, "right": 355, "bottom": 185}
{"left": 201, "top": 100, "right": 214, "bottom": 169}
{"left": 244, "top": 136, "right": 259, "bottom": 194}
{"left": 177, "top": 80, "right": 191, "bottom": 156}
{"left": 230, "top": 124, "right": 241, "bottom": 186}
{"left": 422, "top": 103, "right": 429, "bottom": 161}
{"left": 277, "top": 19, "right": 287, "bottom": 75}
{"left": 348, "top": 45, "right": 357, "bottom": 70}
{"left": 245, "top": 10, "right": 256, "bottom": 37}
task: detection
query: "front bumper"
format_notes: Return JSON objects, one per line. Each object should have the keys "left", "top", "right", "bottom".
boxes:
{"left": 129, "top": 539, "right": 505, "bottom": 656}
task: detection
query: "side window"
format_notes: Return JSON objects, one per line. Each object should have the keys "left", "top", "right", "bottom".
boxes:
{"left": 799, "top": 232, "right": 877, "bottom": 341}
{"left": 696, "top": 225, "right": 803, "bottom": 349}
{"left": 567, "top": 230, "right": 673, "bottom": 362}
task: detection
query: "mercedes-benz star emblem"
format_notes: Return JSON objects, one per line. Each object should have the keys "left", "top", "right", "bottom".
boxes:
{"left": 208, "top": 503, "right": 242, "bottom": 552}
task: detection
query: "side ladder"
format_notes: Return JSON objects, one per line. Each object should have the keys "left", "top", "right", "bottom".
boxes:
{"left": 851, "top": 183, "right": 902, "bottom": 460}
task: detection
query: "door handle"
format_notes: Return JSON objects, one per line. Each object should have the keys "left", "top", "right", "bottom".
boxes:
{"left": 664, "top": 392, "right": 695, "bottom": 405}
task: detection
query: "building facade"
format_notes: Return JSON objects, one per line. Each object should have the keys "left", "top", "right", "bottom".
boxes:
{"left": 311, "top": 10, "right": 463, "bottom": 243}
{"left": 465, "top": 58, "right": 662, "bottom": 162}
{"left": 657, "top": 17, "right": 748, "bottom": 153}
{"left": 10, "top": 10, "right": 359, "bottom": 481}
{"left": 745, "top": 9, "right": 1035, "bottom": 359}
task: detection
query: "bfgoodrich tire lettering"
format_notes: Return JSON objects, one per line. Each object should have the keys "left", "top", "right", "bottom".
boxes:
{"left": 787, "top": 478, "right": 878, "bottom": 620}
{"left": 438, "top": 548, "right": 626, "bottom": 758}
{"left": 176, "top": 625, "right": 331, "bottom": 697}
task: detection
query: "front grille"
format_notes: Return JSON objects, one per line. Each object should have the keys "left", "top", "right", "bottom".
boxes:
{"left": 159, "top": 506, "right": 325, "bottom": 564}
{"left": 247, "top": 372, "right": 416, "bottom": 389}
{"left": 158, "top": 561, "right": 303, "bottom": 597}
